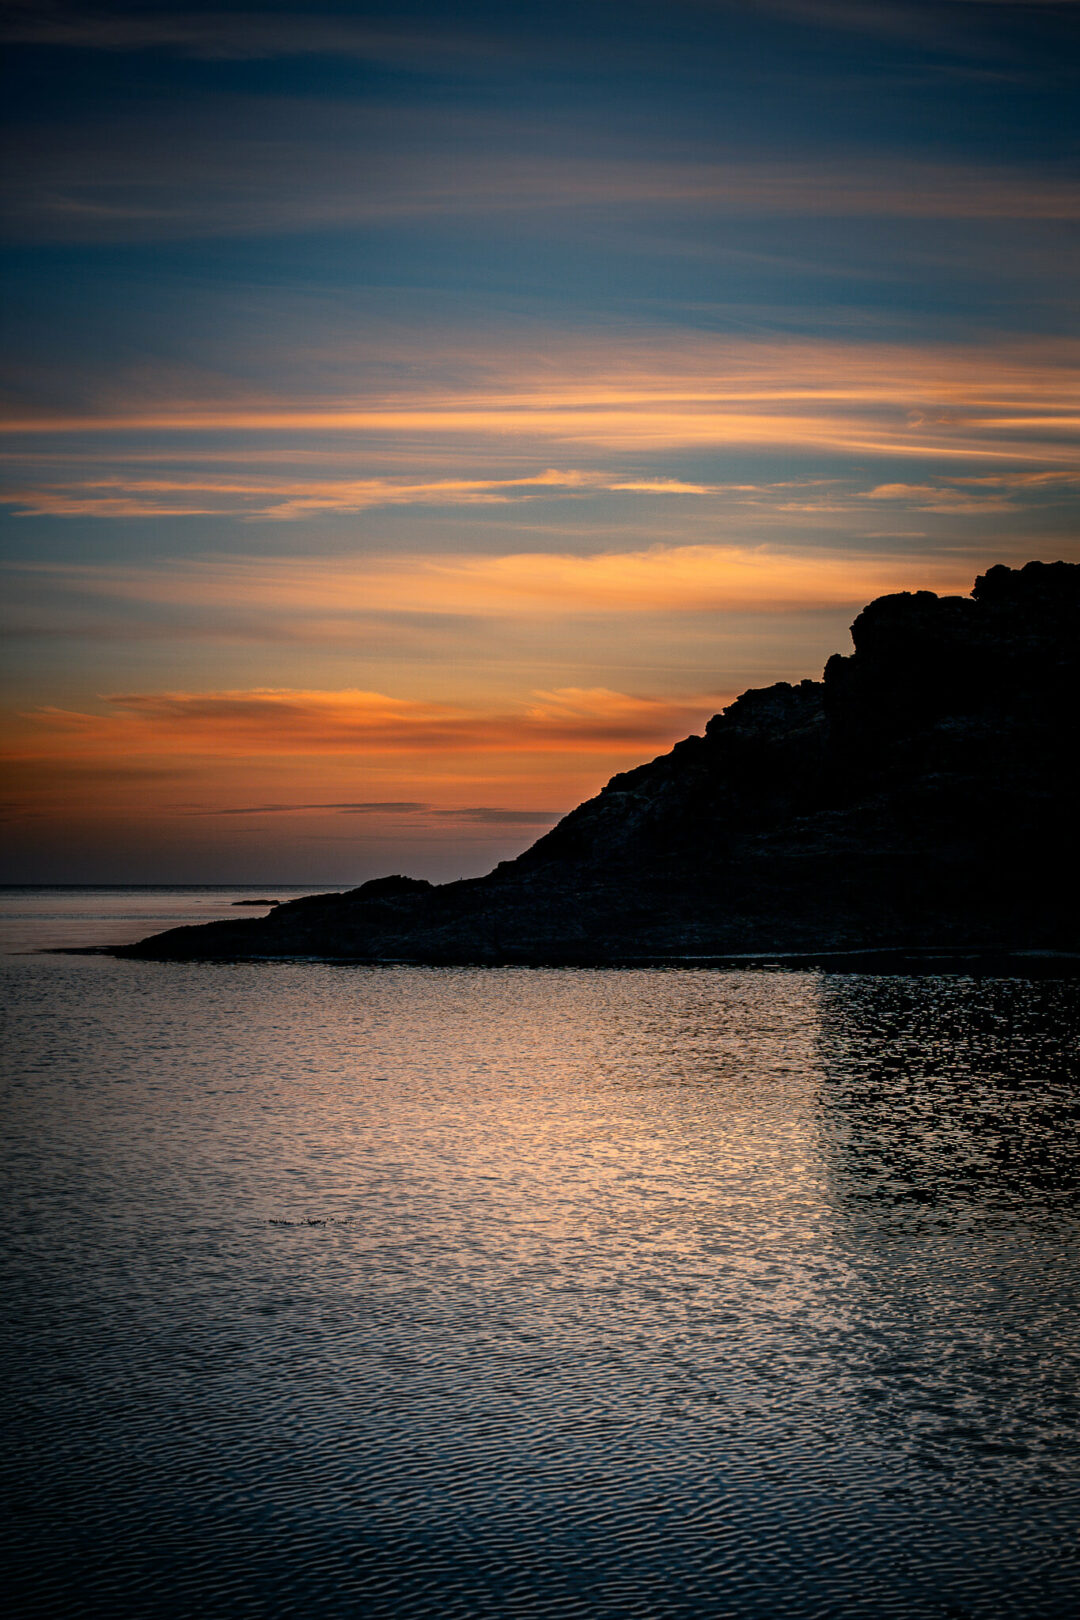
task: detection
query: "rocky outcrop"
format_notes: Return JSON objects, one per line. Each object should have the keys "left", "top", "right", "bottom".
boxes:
{"left": 117, "top": 561, "right": 1080, "bottom": 966}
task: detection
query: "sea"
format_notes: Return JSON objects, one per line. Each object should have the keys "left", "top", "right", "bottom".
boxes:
{"left": 2, "top": 887, "right": 1079, "bottom": 1618}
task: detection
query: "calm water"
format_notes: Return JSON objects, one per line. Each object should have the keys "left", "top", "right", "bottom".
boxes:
{"left": 0, "top": 886, "right": 323, "bottom": 955}
{"left": 2, "top": 894, "right": 1079, "bottom": 1618}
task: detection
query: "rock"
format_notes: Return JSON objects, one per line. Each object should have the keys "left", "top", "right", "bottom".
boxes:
{"left": 344, "top": 875, "right": 433, "bottom": 900}
{"left": 117, "top": 562, "right": 1080, "bottom": 966}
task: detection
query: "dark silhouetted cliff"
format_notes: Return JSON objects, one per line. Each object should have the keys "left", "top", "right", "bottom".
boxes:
{"left": 117, "top": 561, "right": 1080, "bottom": 968}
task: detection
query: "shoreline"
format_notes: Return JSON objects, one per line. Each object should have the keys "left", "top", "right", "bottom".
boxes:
{"left": 45, "top": 944, "right": 1080, "bottom": 975}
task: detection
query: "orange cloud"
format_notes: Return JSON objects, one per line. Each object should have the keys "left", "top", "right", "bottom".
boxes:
{"left": 2, "top": 467, "right": 711, "bottom": 520}
{"left": 863, "top": 482, "right": 1019, "bottom": 514}
{"left": 13, "top": 544, "right": 974, "bottom": 622}
{"left": 3, "top": 337, "right": 1076, "bottom": 468}
{"left": 949, "top": 472, "right": 1080, "bottom": 489}
{"left": 10, "top": 685, "right": 718, "bottom": 761}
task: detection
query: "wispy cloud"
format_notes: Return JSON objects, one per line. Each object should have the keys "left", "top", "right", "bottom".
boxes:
{"left": 8, "top": 544, "right": 976, "bottom": 624}
{"left": 1, "top": 467, "right": 721, "bottom": 520}
{"left": 194, "top": 800, "right": 564, "bottom": 825}
{"left": 6, "top": 96, "right": 1079, "bottom": 243}
{"left": 0, "top": 5, "right": 508, "bottom": 66}
{"left": 744, "top": 0, "right": 1080, "bottom": 51}
{"left": 12, "top": 686, "right": 719, "bottom": 759}
{"left": 4, "top": 337, "right": 1077, "bottom": 480}
{"left": 862, "top": 482, "right": 1019, "bottom": 513}
{"left": 432, "top": 806, "right": 563, "bottom": 825}
{"left": 196, "top": 800, "right": 431, "bottom": 817}
{"left": 859, "top": 469, "right": 1080, "bottom": 512}
{"left": 9, "top": 1, "right": 1077, "bottom": 71}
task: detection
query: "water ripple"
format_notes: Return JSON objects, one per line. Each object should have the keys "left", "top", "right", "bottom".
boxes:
{"left": 2, "top": 962, "right": 1078, "bottom": 1616}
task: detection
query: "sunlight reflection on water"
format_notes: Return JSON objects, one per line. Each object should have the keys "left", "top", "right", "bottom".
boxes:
{"left": 3, "top": 957, "right": 1078, "bottom": 1617}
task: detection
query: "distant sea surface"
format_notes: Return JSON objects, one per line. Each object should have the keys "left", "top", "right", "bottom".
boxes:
{"left": 0, "top": 884, "right": 324, "bottom": 956}
{"left": 3, "top": 889, "right": 1079, "bottom": 1618}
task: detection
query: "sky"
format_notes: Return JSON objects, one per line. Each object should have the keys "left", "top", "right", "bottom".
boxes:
{"left": 1, "top": 0, "right": 1078, "bottom": 883}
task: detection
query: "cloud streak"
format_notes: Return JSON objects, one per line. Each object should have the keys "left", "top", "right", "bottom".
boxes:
{"left": 4, "top": 338, "right": 1077, "bottom": 505}
{"left": 7, "top": 100, "right": 1079, "bottom": 243}
{"left": 194, "top": 800, "right": 564, "bottom": 825}
{"left": 9, "top": 544, "right": 977, "bottom": 624}
{"left": 1, "top": 468, "right": 717, "bottom": 520}
{"left": 0, "top": 5, "right": 509, "bottom": 65}
{"left": 12, "top": 686, "right": 719, "bottom": 760}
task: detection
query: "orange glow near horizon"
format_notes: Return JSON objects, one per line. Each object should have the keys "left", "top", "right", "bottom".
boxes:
{"left": 1, "top": 684, "right": 729, "bottom": 881}
{"left": 0, "top": 534, "right": 1044, "bottom": 880}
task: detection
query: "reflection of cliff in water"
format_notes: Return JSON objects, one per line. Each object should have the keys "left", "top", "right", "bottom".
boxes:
{"left": 813, "top": 975, "right": 1080, "bottom": 1219}
{"left": 808, "top": 976, "right": 1080, "bottom": 1500}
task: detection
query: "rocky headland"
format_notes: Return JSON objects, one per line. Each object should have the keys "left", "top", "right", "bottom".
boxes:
{"left": 115, "top": 560, "right": 1080, "bottom": 969}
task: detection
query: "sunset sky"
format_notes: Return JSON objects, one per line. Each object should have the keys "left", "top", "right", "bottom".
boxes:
{"left": 2, "top": 0, "right": 1078, "bottom": 882}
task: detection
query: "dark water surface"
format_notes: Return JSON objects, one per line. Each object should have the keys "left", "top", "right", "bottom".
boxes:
{"left": 3, "top": 929, "right": 1079, "bottom": 1616}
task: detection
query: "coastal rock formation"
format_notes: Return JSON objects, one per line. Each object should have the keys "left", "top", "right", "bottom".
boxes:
{"left": 118, "top": 561, "right": 1080, "bottom": 966}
